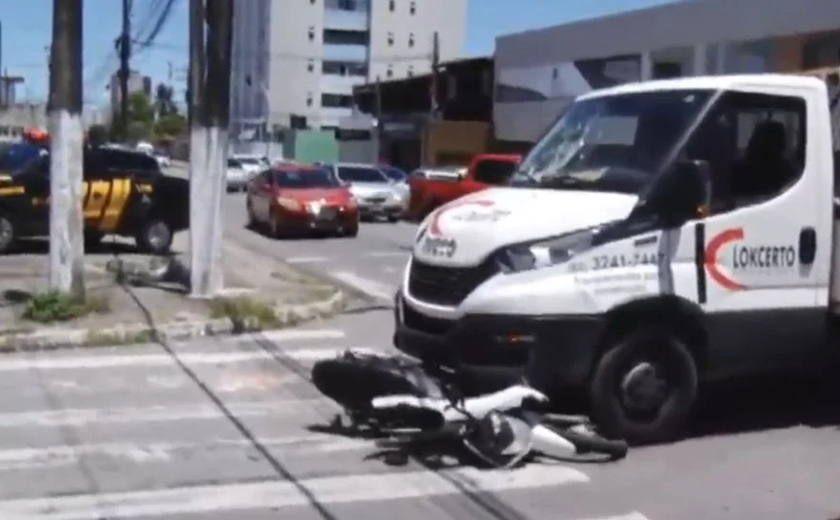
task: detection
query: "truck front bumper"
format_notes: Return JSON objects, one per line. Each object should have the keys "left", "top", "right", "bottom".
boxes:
{"left": 392, "top": 290, "right": 604, "bottom": 390}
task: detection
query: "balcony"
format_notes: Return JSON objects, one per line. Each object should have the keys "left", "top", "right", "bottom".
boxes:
{"left": 324, "top": 8, "right": 369, "bottom": 32}
{"left": 320, "top": 73, "right": 367, "bottom": 96}
{"left": 322, "top": 43, "right": 368, "bottom": 62}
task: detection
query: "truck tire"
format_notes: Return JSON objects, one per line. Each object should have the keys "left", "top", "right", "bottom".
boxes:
{"left": 0, "top": 213, "right": 15, "bottom": 254}
{"left": 589, "top": 327, "right": 698, "bottom": 445}
{"left": 136, "top": 218, "right": 173, "bottom": 255}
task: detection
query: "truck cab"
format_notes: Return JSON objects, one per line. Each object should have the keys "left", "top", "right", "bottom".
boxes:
{"left": 394, "top": 74, "right": 837, "bottom": 443}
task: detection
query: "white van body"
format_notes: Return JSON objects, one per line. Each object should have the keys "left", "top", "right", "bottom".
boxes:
{"left": 393, "top": 74, "right": 838, "bottom": 442}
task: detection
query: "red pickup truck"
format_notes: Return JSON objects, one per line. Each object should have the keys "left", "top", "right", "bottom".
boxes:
{"left": 404, "top": 153, "right": 521, "bottom": 222}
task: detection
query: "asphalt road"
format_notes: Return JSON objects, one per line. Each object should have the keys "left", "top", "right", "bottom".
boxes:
{"left": 0, "top": 185, "right": 836, "bottom": 517}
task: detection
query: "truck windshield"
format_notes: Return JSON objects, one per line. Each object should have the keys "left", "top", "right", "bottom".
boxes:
{"left": 511, "top": 89, "right": 714, "bottom": 194}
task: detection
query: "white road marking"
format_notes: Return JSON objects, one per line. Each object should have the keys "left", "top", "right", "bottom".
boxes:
{"left": 285, "top": 256, "right": 329, "bottom": 264}
{"left": 0, "top": 401, "right": 324, "bottom": 429}
{"left": 0, "top": 434, "right": 370, "bottom": 471}
{"left": 0, "top": 329, "right": 345, "bottom": 372}
{"left": 0, "top": 465, "right": 589, "bottom": 518}
{"left": 282, "top": 346, "right": 387, "bottom": 361}
{"left": 364, "top": 251, "right": 408, "bottom": 259}
{"left": 577, "top": 514, "right": 650, "bottom": 520}
{"left": 329, "top": 270, "right": 395, "bottom": 300}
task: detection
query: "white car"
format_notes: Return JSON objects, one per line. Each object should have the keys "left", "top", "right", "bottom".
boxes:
{"left": 155, "top": 154, "right": 171, "bottom": 168}
{"left": 231, "top": 154, "right": 267, "bottom": 176}
{"left": 226, "top": 158, "right": 251, "bottom": 191}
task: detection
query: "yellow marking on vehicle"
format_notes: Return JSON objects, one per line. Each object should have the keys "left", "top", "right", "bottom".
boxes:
{"left": 136, "top": 183, "right": 153, "bottom": 193}
{"left": 84, "top": 180, "right": 110, "bottom": 220}
{"left": 0, "top": 186, "right": 24, "bottom": 195}
{"left": 99, "top": 178, "right": 132, "bottom": 232}
{"left": 32, "top": 197, "right": 48, "bottom": 206}
{"left": 0, "top": 174, "right": 12, "bottom": 182}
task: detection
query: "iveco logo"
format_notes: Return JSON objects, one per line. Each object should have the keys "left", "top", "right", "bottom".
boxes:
{"left": 421, "top": 236, "right": 457, "bottom": 258}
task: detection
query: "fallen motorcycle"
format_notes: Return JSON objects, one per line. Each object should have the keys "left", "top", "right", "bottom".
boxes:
{"left": 310, "top": 349, "right": 628, "bottom": 466}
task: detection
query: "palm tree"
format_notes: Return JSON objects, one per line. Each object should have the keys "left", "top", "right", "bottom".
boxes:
{"left": 154, "top": 83, "right": 176, "bottom": 118}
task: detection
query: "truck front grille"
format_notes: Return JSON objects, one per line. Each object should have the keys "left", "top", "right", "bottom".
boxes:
{"left": 407, "top": 258, "right": 498, "bottom": 306}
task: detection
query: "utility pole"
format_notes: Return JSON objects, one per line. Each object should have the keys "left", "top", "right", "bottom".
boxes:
{"left": 430, "top": 31, "right": 439, "bottom": 119}
{"left": 48, "top": 0, "right": 85, "bottom": 298}
{"left": 119, "top": 0, "right": 131, "bottom": 141}
{"left": 188, "top": 0, "right": 207, "bottom": 296}
{"left": 374, "top": 75, "right": 383, "bottom": 162}
{"left": 189, "top": 0, "right": 232, "bottom": 297}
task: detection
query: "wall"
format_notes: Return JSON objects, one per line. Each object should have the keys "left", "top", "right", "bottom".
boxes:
{"left": 368, "top": 0, "right": 467, "bottom": 81}
{"left": 493, "top": 0, "right": 840, "bottom": 143}
{"left": 285, "top": 129, "right": 338, "bottom": 163}
{"left": 423, "top": 120, "right": 490, "bottom": 166}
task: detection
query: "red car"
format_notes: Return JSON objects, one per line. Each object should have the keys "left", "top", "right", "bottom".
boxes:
{"left": 245, "top": 164, "right": 360, "bottom": 237}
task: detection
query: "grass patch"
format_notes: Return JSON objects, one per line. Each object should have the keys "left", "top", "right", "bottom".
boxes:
{"left": 85, "top": 329, "right": 155, "bottom": 346}
{"left": 22, "top": 290, "right": 110, "bottom": 323}
{"left": 209, "top": 296, "right": 280, "bottom": 328}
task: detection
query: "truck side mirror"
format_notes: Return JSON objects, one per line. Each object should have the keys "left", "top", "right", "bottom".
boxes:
{"left": 642, "top": 160, "right": 711, "bottom": 226}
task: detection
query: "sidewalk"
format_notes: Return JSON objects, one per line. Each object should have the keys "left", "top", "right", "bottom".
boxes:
{"left": 0, "top": 233, "right": 346, "bottom": 351}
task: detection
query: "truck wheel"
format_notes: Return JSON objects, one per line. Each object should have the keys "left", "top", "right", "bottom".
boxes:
{"left": 84, "top": 231, "right": 104, "bottom": 250}
{"left": 136, "top": 218, "right": 173, "bottom": 255}
{"left": 589, "top": 327, "right": 698, "bottom": 445}
{"left": 0, "top": 214, "right": 15, "bottom": 254}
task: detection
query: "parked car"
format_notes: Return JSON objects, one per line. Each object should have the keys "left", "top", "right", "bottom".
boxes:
{"left": 245, "top": 163, "right": 359, "bottom": 237}
{"left": 321, "top": 162, "right": 405, "bottom": 222}
{"left": 379, "top": 164, "right": 410, "bottom": 200}
{"left": 231, "top": 154, "right": 268, "bottom": 176}
{"left": 226, "top": 158, "right": 251, "bottom": 191}
{"left": 404, "top": 153, "right": 521, "bottom": 222}
{"left": 155, "top": 153, "right": 171, "bottom": 168}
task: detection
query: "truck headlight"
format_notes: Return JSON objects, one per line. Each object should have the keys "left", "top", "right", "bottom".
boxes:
{"left": 497, "top": 228, "right": 600, "bottom": 272}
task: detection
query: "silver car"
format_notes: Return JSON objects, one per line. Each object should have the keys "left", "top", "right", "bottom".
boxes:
{"left": 325, "top": 162, "right": 405, "bottom": 222}
{"left": 226, "top": 158, "right": 252, "bottom": 191}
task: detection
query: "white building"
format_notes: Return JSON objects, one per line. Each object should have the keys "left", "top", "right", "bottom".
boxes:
{"left": 230, "top": 0, "right": 468, "bottom": 137}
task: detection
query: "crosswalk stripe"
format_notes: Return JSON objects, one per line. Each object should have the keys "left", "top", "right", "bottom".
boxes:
{"left": 0, "top": 465, "right": 589, "bottom": 518}
{"left": 0, "top": 401, "right": 326, "bottom": 429}
{"left": 0, "top": 434, "right": 371, "bottom": 471}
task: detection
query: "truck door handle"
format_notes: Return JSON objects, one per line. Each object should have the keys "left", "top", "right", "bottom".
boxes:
{"left": 799, "top": 227, "right": 816, "bottom": 265}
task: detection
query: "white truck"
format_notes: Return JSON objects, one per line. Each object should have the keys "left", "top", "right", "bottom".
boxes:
{"left": 393, "top": 73, "right": 840, "bottom": 444}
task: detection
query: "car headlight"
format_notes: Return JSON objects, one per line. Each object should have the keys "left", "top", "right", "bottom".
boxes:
{"left": 276, "top": 197, "right": 302, "bottom": 211}
{"left": 497, "top": 227, "right": 600, "bottom": 272}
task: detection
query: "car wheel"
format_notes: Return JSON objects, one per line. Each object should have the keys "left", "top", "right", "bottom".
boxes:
{"left": 0, "top": 213, "right": 16, "bottom": 254}
{"left": 136, "top": 218, "right": 173, "bottom": 255}
{"left": 268, "top": 215, "right": 282, "bottom": 239}
{"left": 246, "top": 199, "right": 257, "bottom": 228}
{"left": 84, "top": 230, "right": 105, "bottom": 250}
{"left": 387, "top": 215, "right": 399, "bottom": 223}
{"left": 589, "top": 327, "right": 698, "bottom": 445}
{"left": 344, "top": 224, "right": 359, "bottom": 237}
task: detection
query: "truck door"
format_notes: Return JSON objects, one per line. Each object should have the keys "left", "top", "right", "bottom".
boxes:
{"left": 82, "top": 155, "right": 112, "bottom": 231}
{"left": 676, "top": 89, "right": 822, "bottom": 370}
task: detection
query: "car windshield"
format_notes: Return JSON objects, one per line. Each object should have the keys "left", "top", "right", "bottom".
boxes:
{"left": 237, "top": 157, "right": 260, "bottom": 165}
{"left": 381, "top": 166, "right": 407, "bottom": 182}
{"left": 338, "top": 166, "right": 388, "bottom": 183}
{"left": 511, "top": 89, "right": 714, "bottom": 194}
{"left": 227, "top": 159, "right": 242, "bottom": 168}
{"left": 274, "top": 168, "right": 340, "bottom": 188}
{"left": 1, "top": 143, "right": 45, "bottom": 175}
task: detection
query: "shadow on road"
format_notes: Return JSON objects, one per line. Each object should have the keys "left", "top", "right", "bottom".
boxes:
{"left": 687, "top": 371, "right": 840, "bottom": 438}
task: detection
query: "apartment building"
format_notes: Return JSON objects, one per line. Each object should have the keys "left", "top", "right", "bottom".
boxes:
{"left": 230, "top": 0, "right": 468, "bottom": 136}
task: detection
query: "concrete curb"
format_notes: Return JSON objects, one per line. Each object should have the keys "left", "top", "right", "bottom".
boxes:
{"left": 0, "top": 289, "right": 347, "bottom": 353}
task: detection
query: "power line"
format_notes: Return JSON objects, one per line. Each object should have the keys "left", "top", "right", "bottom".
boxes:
{"left": 134, "top": 0, "right": 178, "bottom": 52}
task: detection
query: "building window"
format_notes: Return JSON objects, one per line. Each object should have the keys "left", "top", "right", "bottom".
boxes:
{"left": 321, "top": 94, "right": 353, "bottom": 108}
{"left": 308, "top": 26, "right": 315, "bottom": 41}
{"left": 310, "top": 0, "right": 315, "bottom": 3}
{"left": 387, "top": 32, "right": 394, "bottom": 46}
{"left": 409, "top": 1, "right": 415, "bottom": 14}
{"left": 307, "top": 60, "right": 314, "bottom": 72}
{"left": 407, "top": 65, "right": 414, "bottom": 77}
{"left": 408, "top": 33, "right": 414, "bottom": 48}
{"left": 389, "top": 0, "right": 394, "bottom": 11}
{"left": 386, "top": 65, "right": 393, "bottom": 78}
{"left": 306, "top": 93, "right": 313, "bottom": 107}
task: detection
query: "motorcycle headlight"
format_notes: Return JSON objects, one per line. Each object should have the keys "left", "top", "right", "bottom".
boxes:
{"left": 497, "top": 228, "right": 600, "bottom": 272}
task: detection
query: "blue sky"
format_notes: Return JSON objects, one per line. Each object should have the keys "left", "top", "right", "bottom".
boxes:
{"left": 0, "top": 0, "right": 677, "bottom": 106}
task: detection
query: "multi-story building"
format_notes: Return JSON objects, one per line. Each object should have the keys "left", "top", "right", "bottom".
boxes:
{"left": 230, "top": 0, "right": 468, "bottom": 137}
{"left": 109, "top": 70, "right": 152, "bottom": 115}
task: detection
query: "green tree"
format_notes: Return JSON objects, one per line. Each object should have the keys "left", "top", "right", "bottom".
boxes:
{"left": 155, "top": 113, "right": 187, "bottom": 139}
